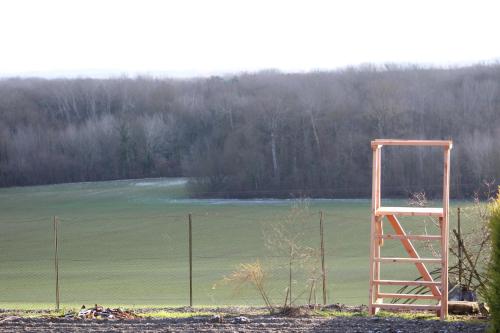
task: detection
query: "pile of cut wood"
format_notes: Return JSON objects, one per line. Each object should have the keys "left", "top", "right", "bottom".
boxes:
{"left": 64, "top": 304, "right": 138, "bottom": 320}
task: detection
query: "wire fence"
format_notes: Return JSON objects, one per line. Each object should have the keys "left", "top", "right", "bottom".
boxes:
{"left": 0, "top": 202, "right": 478, "bottom": 310}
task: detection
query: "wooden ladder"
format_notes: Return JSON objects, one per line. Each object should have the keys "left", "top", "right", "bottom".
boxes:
{"left": 368, "top": 139, "right": 452, "bottom": 320}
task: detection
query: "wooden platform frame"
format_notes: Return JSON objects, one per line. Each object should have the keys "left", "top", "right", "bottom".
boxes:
{"left": 368, "top": 139, "right": 452, "bottom": 320}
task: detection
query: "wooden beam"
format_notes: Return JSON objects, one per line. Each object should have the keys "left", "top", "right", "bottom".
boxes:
{"left": 378, "top": 293, "right": 441, "bottom": 300}
{"left": 376, "top": 147, "right": 381, "bottom": 210}
{"left": 375, "top": 147, "right": 382, "bottom": 303}
{"left": 376, "top": 207, "right": 444, "bottom": 217}
{"left": 441, "top": 146, "right": 451, "bottom": 320}
{"left": 368, "top": 146, "right": 379, "bottom": 315}
{"left": 371, "top": 139, "right": 452, "bottom": 148}
{"left": 379, "top": 234, "right": 441, "bottom": 241}
{"left": 374, "top": 216, "right": 382, "bottom": 301}
{"left": 374, "top": 257, "right": 442, "bottom": 264}
{"left": 386, "top": 215, "right": 442, "bottom": 297}
{"left": 373, "top": 279, "right": 441, "bottom": 286}
{"left": 373, "top": 303, "right": 441, "bottom": 311}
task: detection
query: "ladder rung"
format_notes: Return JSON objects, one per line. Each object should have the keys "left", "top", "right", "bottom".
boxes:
{"left": 374, "top": 257, "right": 442, "bottom": 264}
{"left": 378, "top": 234, "right": 442, "bottom": 241}
{"left": 378, "top": 292, "right": 441, "bottom": 300}
{"left": 376, "top": 206, "right": 444, "bottom": 217}
{"left": 372, "top": 303, "right": 441, "bottom": 311}
{"left": 373, "top": 279, "right": 441, "bottom": 286}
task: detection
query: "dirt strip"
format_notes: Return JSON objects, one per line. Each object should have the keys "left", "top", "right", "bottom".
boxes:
{"left": 0, "top": 315, "right": 487, "bottom": 332}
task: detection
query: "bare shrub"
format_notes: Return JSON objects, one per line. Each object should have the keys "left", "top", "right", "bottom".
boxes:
{"left": 221, "top": 261, "right": 274, "bottom": 314}
{"left": 397, "top": 182, "right": 496, "bottom": 302}
{"left": 262, "top": 201, "right": 321, "bottom": 307}
{"left": 449, "top": 180, "right": 496, "bottom": 297}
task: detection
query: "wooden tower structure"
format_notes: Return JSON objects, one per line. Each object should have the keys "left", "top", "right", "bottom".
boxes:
{"left": 368, "top": 139, "right": 452, "bottom": 319}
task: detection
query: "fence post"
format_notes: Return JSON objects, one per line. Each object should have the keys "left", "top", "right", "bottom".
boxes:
{"left": 53, "top": 216, "right": 60, "bottom": 311}
{"left": 457, "top": 207, "right": 462, "bottom": 286}
{"left": 188, "top": 213, "right": 193, "bottom": 307}
{"left": 320, "top": 210, "right": 327, "bottom": 305}
{"left": 289, "top": 245, "right": 292, "bottom": 307}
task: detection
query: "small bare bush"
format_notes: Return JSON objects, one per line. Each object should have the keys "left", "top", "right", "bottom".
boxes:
{"left": 449, "top": 180, "right": 496, "bottom": 297}
{"left": 262, "top": 201, "right": 321, "bottom": 307}
{"left": 221, "top": 260, "right": 274, "bottom": 313}
{"left": 398, "top": 182, "right": 496, "bottom": 302}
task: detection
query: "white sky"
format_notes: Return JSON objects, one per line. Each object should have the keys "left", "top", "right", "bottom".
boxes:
{"left": 0, "top": 0, "right": 499, "bottom": 78}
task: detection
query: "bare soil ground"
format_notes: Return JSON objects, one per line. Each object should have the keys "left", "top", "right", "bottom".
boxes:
{"left": 0, "top": 306, "right": 488, "bottom": 332}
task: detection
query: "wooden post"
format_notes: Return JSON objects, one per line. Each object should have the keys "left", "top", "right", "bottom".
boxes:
{"left": 319, "top": 211, "right": 327, "bottom": 305}
{"left": 441, "top": 146, "right": 451, "bottom": 320}
{"left": 308, "top": 280, "right": 315, "bottom": 306}
{"left": 368, "top": 146, "right": 377, "bottom": 315}
{"left": 188, "top": 213, "right": 193, "bottom": 307}
{"left": 289, "top": 245, "right": 292, "bottom": 307}
{"left": 314, "top": 283, "right": 317, "bottom": 306}
{"left": 374, "top": 147, "right": 382, "bottom": 300}
{"left": 283, "top": 287, "right": 289, "bottom": 309}
{"left": 53, "top": 216, "right": 60, "bottom": 311}
{"left": 457, "top": 207, "right": 462, "bottom": 287}
{"left": 376, "top": 147, "right": 381, "bottom": 210}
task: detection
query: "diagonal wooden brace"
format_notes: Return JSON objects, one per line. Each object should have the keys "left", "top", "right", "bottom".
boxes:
{"left": 385, "top": 214, "right": 442, "bottom": 297}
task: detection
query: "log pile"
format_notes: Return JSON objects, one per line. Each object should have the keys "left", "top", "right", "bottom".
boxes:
{"left": 64, "top": 304, "right": 138, "bottom": 320}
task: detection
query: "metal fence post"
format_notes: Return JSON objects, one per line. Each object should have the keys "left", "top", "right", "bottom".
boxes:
{"left": 320, "top": 211, "right": 327, "bottom": 305}
{"left": 457, "top": 207, "right": 462, "bottom": 286}
{"left": 188, "top": 213, "right": 193, "bottom": 307}
{"left": 53, "top": 216, "right": 60, "bottom": 311}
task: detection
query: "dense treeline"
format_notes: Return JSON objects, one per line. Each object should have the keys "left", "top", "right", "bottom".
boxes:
{"left": 0, "top": 65, "right": 499, "bottom": 198}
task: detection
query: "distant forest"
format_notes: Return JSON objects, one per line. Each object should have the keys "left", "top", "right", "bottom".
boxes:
{"left": 0, "top": 64, "right": 499, "bottom": 198}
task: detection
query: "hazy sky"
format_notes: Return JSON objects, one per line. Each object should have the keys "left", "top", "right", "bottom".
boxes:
{"left": 1, "top": 0, "right": 499, "bottom": 78}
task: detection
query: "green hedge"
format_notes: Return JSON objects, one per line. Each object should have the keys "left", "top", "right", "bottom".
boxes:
{"left": 487, "top": 187, "right": 500, "bottom": 332}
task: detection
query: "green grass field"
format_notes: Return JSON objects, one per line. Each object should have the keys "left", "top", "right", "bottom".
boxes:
{"left": 0, "top": 178, "right": 473, "bottom": 309}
